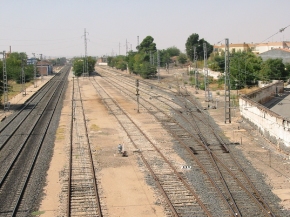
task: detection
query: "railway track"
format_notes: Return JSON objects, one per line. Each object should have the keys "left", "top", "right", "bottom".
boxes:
{"left": 90, "top": 76, "right": 212, "bottom": 216}
{"left": 66, "top": 77, "right": 102, "bottom": 217}
{"left": 0, "top": 66, "right": 71, "bottom": 216}
{"left": 94, "top": 66, "right": 286, "bottom": 216}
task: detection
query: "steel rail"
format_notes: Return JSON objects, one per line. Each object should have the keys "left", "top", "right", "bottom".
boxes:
{"left": 95, "top": 66, "right": 276, "bottom": 216}
{"left": 90, "top": 76, "right": 213, "bottom": 217}
{"left": 9, "top": 66, "right": 70, "bottom": 216}
{"left": 76, "top": 77, "right": 102, "bottom": 217}
{"left": 97, "top": 69, "right": 242, "bottom": 216}
{"left": 0, "top": 67, "right": 65, "bottom": 134}
{"left": 0, "top": 70, "right": 69, "bottom": 189}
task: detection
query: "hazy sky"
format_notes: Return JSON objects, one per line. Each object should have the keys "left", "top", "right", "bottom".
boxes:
{"left": 1, "top": 0, "right": 289, "bottom": 58}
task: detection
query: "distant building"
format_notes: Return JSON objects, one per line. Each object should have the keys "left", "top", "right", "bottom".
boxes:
{"left": 27, "top": 58, "right": 37, "bottom": 65}
{"left": 214, "top": 42, "right": 251, "bottom": 54}
{"left": 253, "top": 41, "right": 289, "bottom": 54}
{"left": 97, "top": 56, "right": 108, "bottom": 66}
{"left": 36, "top": 60, "right": 53, "bottom": 76}
{"left": 259, "top": 48, "right": 290, "bottom": 63}
{"left": 214, "top": 41, "right": 290, "bottom": 55}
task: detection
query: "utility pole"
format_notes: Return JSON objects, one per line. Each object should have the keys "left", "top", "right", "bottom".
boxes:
{"left": 21, "top": 59, "right": 26, "bottom": 96}
{"left": 40, "top": 54, "right": 43, "bottom": 82}
{"left": 83, "top": 28, "right": 89, "bottom": 77}
{"left": 224, "top": 38, "right": 231, "bottom": 123}
{"left": 136, "top": 79, "right": 140, "bottom": 113}
{"left": 32, "top": 53, "right": 37, "bottom": 88}
{"left": 157, "top": 50, "right": 160, "bottom": 82}
{"left": 203, "top": 43, "right": 209, "bottom": 103}
{"left": 126, "top": 39, "right": 128, "bottom": 56}
{"left": 1, "top": 51, "right": 9, "bottom": 112}
{"left": 119, "top": 42, "right": 120, "bottom": 55}
{"left": 193, "top": 46, "right": 198, "bottom": 90}
{"left": 137, "top": 36, "right": 139, "bottom": 50}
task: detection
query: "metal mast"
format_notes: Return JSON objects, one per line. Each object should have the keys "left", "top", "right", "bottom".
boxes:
{"left": 193, "top": 46, "right": 198, "bottom": 90}
{"left": 224, "top": 38, "right": 231, "bottom": 123}
{"left": 2, "top": 51, "right": 9, "bottom": 111}
{"left": 32, "top": 53, "right": 37, "bottom": 88}
{"left": 83, "top": 28, "right": 89, "bottom": 77}
{"left": 126, "top": 39, "right": 128, "bottom": 56}
{"left": 203, "top": 43, "right": 209, "bottom": 102}
{"left": 21, "top": 59, "right": 26, "bottom": 96}
{"left": 157, "top": 50, "right": 160, "bottom": 82}
{"left": 40, "top": 54, "right": 43, "bottom": 82}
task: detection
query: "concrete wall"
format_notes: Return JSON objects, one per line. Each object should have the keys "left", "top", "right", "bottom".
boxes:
{"left": 246, "top": 81, "right": 284, "bottom": 104}
{"left": 239, "top": 82, "right": 290, "bottom": 153}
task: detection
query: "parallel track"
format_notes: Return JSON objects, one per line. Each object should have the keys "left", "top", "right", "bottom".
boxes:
{"left": 94, "top": 66, "right": 282, "bottom": 216}
{"left": 0, "top": 66, "right": 71, "bottom": 216}
{"left": 67, "top": 77, "right": 102, "bottom": 217}
{"left": 90, "top": 76, "right": 212, "bottom": 217}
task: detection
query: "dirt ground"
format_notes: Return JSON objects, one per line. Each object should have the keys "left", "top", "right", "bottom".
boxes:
{"left": 37, "top": 67, "right": 290, "bottom": 216}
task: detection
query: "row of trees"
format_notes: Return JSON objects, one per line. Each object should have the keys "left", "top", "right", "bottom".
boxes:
{"left": 107, "top": 34, "right": 213, "bottom": 78}
{"left": 0, "top": 52, "right": 34, "bottom": 83}
{"left": 208, "top": 51, "right": 290, "bottom": 89}
{"left": 72, "top": 56, "right": 97, "bottom": 76}
{"left": 0, "top": 52, "right": 67, "bottom": 103}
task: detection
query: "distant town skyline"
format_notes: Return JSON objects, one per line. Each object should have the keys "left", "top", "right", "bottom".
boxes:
{"left": 1, "top": 0, "right": 289, "bottom": 58}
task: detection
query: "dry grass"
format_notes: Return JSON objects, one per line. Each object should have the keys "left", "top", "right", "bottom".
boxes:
{"left": 90, "top": 124, "right": 100, "bottom": 131}
{"left": 55, "top": 127, "right": 65, "bottom": 140}
{"left": 7, "top": 80, "right": 33, "bottom": 99}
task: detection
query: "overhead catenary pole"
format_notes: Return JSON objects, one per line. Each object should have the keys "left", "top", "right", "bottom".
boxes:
{"left": 21, "top": 59, "right": 26, "bottom": 96}
{"left": 126, "top": 39, "right": 128, "bottom": 56}
{"left": 83, "top": 28, "right": 89, "bottom": 77}
{"left": 203, "top": 43, "right": 209, "bottom": 103}
{"left": 32, "top": 53, "right": 37, "bottom": 88}
{"left": 40, "top": 54, "right": 44, "bottom": 82}
{"left": 193, "top": 46, "right": 198, "bottom": 90}
{"left": 136, "top": 79, "right": 140, "bottom": 113}
{"left": 224, "top": 38, "right": 231, "bottom": 123}
{"left": 157, "top": 50, "right": 160, "bottom": 82}
{"left": 2, "top": 51, "right": 9, "bottom": 111}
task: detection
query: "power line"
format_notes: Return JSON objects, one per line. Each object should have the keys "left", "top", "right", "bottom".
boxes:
{"left": 261, "top": 24, "right": 290, "bottom": 43}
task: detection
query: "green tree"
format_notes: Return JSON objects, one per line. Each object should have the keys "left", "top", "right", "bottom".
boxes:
{"left": 178, "top": 53, "right": 187, "bottom": 64}
{"left": 165, "top": 46, "right": 180, "bottom": 57}
{"left": 137, "top": 36, "right": 157, "bottom": 53}
{"left": 228, "top": 51, "right": 262, "bottom": 88}
{"left": 259, "top": 58, "right": 287, "bottom": 81}
{"left": 285, "top": 62, "right": 290, "bottom": 79}
{"left": 72, "top": 56, "right": 96, "bottom": 77}
{"left": 208, "top": 53, "right": 225, "bottom": 72}
{"left": 185, "top": 33, "right": 213, "bottom": 61}
{"left": 72, "top": 58, "right": 84, "bottom": 77}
